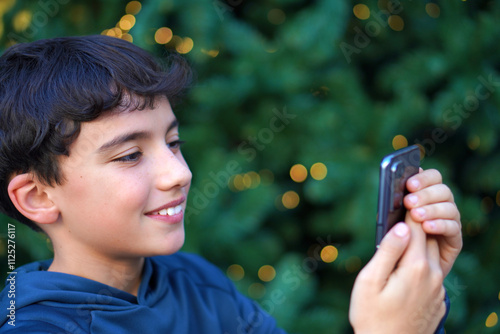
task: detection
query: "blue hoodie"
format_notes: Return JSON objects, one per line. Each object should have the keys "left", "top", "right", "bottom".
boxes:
{"left": 0, "top": 252, "right": 448, "bottom": 333}
{"left": 0, "top": 252, "right": 286, "bottom": 333}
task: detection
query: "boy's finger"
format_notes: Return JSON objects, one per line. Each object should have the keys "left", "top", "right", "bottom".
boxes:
{"left": 422, "top": 219, "right": 463, "bottom": 240}
{"left": 409, "top": 202, "right": 459, "bottom": 222}
{"left": 405, "top": 184, "right": 454, "bottom": 209}
{"left": 364, "top": 223, "right": 410, "bottom": 288}
{"left": 398, "top": 211, "right": 427, "bottom": 268}
{"left": 406, "top": 169, "right": 443, "bottom": 192}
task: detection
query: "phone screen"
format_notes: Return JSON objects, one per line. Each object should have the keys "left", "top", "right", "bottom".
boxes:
{"left": 376, "top": 145, "right": 420, "bottom": 246}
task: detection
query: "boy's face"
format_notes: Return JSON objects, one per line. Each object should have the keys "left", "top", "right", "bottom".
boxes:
{"left": 47, "top": 97, "right": 192, "bottom": 260}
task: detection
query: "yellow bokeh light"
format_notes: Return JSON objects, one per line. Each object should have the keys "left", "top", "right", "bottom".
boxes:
{"left": 353, "top": 4, "right": 370, "bottom": 20}
{"left": 119, "top": 14, "right": 136, "bottom": 31}
{"left": 467, "top": 135, "right": 480, "bottom": 150}
{"left": 248, "top": 283, "right": 266, "bottom": 299}
{"left": 486, "top": 312, "right": 498, "bottom": 328}
{"left": 258, "top": 265, "right": 276, "bottom": 282}
{"left": 242, "top": 173, "right": 252, "bottom": 188}
{"left": 345, "top": 256, "right": 362, "bottom": 273}
{"left": 282, "top": 191, "right": 300, "bottom": 209}
{"left": 481, "top": 197, "right": 494, "bottom": 214}
{"left": 290, "top": 164, "right": 307, "bottom": 183}
{"left": 121, "top": 33, "right": 133, "bottom": 43}
{"left": 126, "top": 1, "right": 142, "bottom": 15}
{"left": 201, "top": 49, "right": 219, "bottom": 57}
{"left": 425, "top": 3, "right": 440, "bottom": 18}
{"left": 13, "top": 10, "right": 32, "bottom": 32}
{"left": 106, "top": 27, "right": 123, "bottom": 38}
{"left": 392, "top": 134, "right": 408, "bottom": 150}
{"left": 227, "top": 264, "right": 245, "bottom": 281}
{"left": 231, "top": 174, "right": 245, "bottom": 192}
{"left": 176, "top": 37, "right": 194, "bottom": 54}
{"left": 155, "top": 27, "right": 173, "bottom": 44}
{"left": 320, "top": 245, "right": 338, "bottom": 263}
{"left": 246, "top": 171, "right": 261, "bottom": 189}
{"left": 310, "top": 162, "right": 327, "bottom": 181}
{"left": 268, "top": 8, "right": 286, "bottom": 25}
{"left": 388, "top": 15, "right": 404, "bottom": 31}
{"left": 260, "top": 169, "right": 274, "bottom": 185}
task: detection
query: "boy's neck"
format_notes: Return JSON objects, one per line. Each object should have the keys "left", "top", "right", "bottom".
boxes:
{"left": 48, "top": 253, "right": 144, "bottom": 296}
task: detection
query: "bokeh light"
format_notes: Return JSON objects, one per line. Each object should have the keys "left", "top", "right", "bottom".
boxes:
{"left": 290, "top": 164, "right": 307, "bottom": 183}
{"left": 268, "top": 8, "right": 286, "bottom": 25}
{"left": 258, "top": 265, "right": 276, "bottom": 282}
{"left": 320, "top": 245, "right": 338, "bottom": 263}
{"left": 388, "top": 15, "right": 404, "bottom": 31}
{"left": 248, "top": 282, "right": 266, "bottom": 299}
{"left": 425, "top": 3, "right": 440, "bottom": 18}
{"left": 126, "top": 1, "right": 142, "bottom": 15}
{"left": 155, "top": 27, "right": 173, "bottom": 44}
{"left": 118, "top": 14, "right": 136, "bottom": 31}
{"left": 282, "top": 191, "right": 300, "bottom": 209}
{"left": 175, "top": 37, "right": 194, "bottom": 54}
{"left": 227, "top": 264, "right": 245, "bottom": 281}
{"left": 486, "top": 312, "right": 498, "bottom": 328}
{"left": 353, "top": 4, "right": 370, "bottom": 20}
{"left": 392, "top": 134, "right": 408, "bottom": 150}
{"left": 345, "top": 256, "right": 362, "bottom": 273}
{"left": 13, "top": 10, "right": 31, "bottom": 32}
{"left": 310, "top": 163, "right": 327, "bottom": 180}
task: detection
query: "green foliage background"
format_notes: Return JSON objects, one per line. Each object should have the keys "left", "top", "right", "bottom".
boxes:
{"left": 1, "top": 0, "right": 499, "bottom": 332}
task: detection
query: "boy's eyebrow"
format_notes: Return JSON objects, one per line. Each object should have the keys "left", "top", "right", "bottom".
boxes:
{"left": 96, "top": 119, "right": 179, "bottom": 154}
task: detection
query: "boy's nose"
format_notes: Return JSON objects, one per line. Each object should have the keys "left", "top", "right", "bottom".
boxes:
{"left": 155, "top": 149, "right": 192, "bottom": 191}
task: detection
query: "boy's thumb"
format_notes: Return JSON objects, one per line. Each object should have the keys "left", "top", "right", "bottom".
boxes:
{"left": 368, "top": 223, "right": 411, "bottom": 283}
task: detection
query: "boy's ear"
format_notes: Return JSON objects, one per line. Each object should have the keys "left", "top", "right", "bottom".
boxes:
{"left": 7, "top": 173, "right": 59, "bottom": 225}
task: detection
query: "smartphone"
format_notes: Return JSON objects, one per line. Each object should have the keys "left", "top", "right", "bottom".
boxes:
{"left": 376, "top": 145, "right": 420, "bottom": 246}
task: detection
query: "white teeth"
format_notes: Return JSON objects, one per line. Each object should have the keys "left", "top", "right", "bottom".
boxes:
{"left": 155, "top": 204, "right": 182, "bottom": 216}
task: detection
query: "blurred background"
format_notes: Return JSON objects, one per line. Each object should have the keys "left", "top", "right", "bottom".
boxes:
{"left": 0, "top": 0, "right": 499, "bottom": 332}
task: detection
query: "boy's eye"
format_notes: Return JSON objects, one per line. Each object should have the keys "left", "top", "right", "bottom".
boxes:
{"left": 113, "top": 151, "right": 143, "bottom": 163}
{"left": 168, "top": 140, "right": 186, "bottom": 151}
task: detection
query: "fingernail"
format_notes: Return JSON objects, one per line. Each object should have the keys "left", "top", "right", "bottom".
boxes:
{"left": 410, "top": 179, "right": 420, "bottom": 189}
{"left": 407, "top": 194, "right": 418, "bottom": 205}
{"left": 394, "top": 223, "right": 409, "bottom": 237}
{"left": 426, "top": 221, "right": 436, "bottom": 230}
{"left": 416, "top": 208, "right": 426, "bottom": 218}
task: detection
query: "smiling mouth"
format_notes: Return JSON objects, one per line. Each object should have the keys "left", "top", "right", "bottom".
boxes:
{"left": 150, "top": 204, "right": 183, "bottom": 216}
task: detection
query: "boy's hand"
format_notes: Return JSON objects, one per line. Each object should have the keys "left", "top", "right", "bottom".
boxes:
{"left": 404, "top": 169, "right": 463, "bottom": 277}
{"left": 350, "top": 217, "right": 447, "bottom": 334}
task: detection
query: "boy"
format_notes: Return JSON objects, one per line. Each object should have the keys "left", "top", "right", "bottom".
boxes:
{"left": 0, "top": 36, "right": 461, "bottom": 333}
